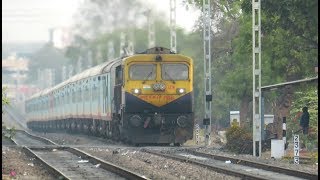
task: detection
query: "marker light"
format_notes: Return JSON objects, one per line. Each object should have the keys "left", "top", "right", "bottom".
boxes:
{"left": 132, "top": 88, "right": 141, "bottom": 94}
{"left": 176, "top": 88, "right": 185, "bottom": 94}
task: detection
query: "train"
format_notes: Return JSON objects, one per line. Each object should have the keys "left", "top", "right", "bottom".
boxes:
{"left": 25, "top": 47, "right": 194, "bottom": 145}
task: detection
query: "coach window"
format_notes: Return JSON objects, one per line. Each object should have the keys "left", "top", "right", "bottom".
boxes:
{"left": 72, "top": 88, "right": 76, "bottom": 103}
{"left": 129, "top": 64, "right": 156, "bottom": 80}
{"left": 77, "top": 87, "right": 81, "bottom": 103}
{"left": 86, "top": 85, "right": 90, "bottom": 101}
{"left": 162, "top": 63, "right": 188, "bottom": 80}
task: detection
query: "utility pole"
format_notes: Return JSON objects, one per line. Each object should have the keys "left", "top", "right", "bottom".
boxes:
{"left": 128, "top": 31, "right": 135, "bottom": 55}
{"left": 50, "top": 69, "right": 55, "bottom": 87}
{"left": 147, "top": 10, "right": 155, "bottom": 48}
{"left": 61, "top": 66, "right": 67, "bottom": 81}
{"left": 120, "top": 32, "right": 125, "bottom": 56}
{"left": 68, "top": 65, "right": 73, "bottom": 78}
{"left": 128, "top": 14, "right": 135, "bottom": 55}
{"left": 108, "top": 41, "right": 115, "bottom": 60}
{"left": 77, "top": 56, "right": 82, "bottom": 73}
{"left": 37, "top": 69, "right": 42, "bottom": 89}
{"left": 203, "top": 0, "right": 212, "bottom": 146}
{"left": 170, "top": 0, "right": 177, "bottom": 52}
{"left": 87, "top": 50, "right": 92, "bottom": 68}
{"left": 252, "top": 0, "right": 262, "bottom": 157}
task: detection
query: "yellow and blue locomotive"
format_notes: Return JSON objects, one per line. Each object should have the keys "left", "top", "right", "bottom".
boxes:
{"left": 26, "top": 47, "right": 194, "bottom": 145}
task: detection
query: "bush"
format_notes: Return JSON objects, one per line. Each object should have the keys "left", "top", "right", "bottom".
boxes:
{"left": 225, "top": 125, "right": 253, "bottom": 154}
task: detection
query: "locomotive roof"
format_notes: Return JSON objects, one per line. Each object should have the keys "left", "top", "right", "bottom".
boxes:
{"left": 27, "top": 57, "right": 122, "bottom": 101}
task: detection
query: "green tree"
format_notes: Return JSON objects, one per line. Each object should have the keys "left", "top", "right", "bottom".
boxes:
{"left": 2, "top": 87, "right": 10, "bottom": 114}
{"left": 186, "top": 0, "right": 318, "bottom": 134}
{"left": 27, "top": 43, "right": 70, "bottom": 84}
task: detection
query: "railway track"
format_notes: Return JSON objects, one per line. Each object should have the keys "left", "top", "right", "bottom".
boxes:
{"left": 142, "top": 148, "right": 318, "bottom": 180}
{"left": 13, "top": 130, "right": 58, "bottom": 146}
{"left": 4, "top": 104, "right": 317, "bottom": 180}
{"left": 11, "top": 130, "right": 149, "bottom": 180}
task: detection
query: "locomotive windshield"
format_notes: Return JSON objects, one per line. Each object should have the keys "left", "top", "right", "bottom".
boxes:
{"left": 129, "top": 64, "right": 156, "bottom": 80}
{"left": 162, "top": 63, "right": 189, "bottom": 80}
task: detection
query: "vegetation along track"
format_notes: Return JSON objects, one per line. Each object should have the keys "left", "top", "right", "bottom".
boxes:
{"left": 142, "top": 148, "right": 317, "bottom": 180}
{"left": 11, "top": 130, "right": 149, "bottom": 180}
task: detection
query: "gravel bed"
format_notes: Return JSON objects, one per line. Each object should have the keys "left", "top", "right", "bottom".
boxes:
{"left": 30, "top": 131, "right": 238, "bottom": 179}
{"left": 79, "top": 147, "right": 239, "bottom": 180}
{"left": 2, "top": 146, "right": 56, "bottom": 180}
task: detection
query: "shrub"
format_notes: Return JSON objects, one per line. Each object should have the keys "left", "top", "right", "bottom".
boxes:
{"left": 225, "top": 125, "right": 253, "bottom": 154}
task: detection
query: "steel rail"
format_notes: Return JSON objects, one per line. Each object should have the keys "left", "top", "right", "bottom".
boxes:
{"left": 10, "top": 135, "right": 70, "bottom": 179}
{"left": 16, "top": 129, "right": 58, "bottom": 145}
{"left": 10, "top": 130, "right": 149, "bottom": 180}
{"left": 186, "top": 149, "right": 318, "bottom": 180}
{"left": 67, "top": 147, "right": 149, "bottom": 180}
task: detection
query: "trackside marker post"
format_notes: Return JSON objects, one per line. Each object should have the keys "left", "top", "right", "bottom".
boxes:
{"left": 195, "top": 124, "right": 199, "bottom": 145}
{"left": 293, "top": 134, "right": 299, "bottom": 164}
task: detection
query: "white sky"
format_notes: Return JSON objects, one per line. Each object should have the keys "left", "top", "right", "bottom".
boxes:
{"left": 2, "top": 0, "right": 200, "bottom": 43}
{"left": 146, "top": 0, "right": 200, "bottom": 31}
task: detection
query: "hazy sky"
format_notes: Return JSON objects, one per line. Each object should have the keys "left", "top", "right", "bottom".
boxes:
{"left": 2, "top": 0, "right": 200, "bottom": 43}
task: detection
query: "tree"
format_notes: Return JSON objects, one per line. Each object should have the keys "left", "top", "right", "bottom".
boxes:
{"left": 186, "top": 0, "right": 318, "bottom": 134}
{"left": 2, "top": 87, "right": 10, "bottom": 114}
{"left": 72, "top": 0, "right": 149, "bottom": 39}
{"left": 27, "top": 43, "right": 70, "bottom": 84}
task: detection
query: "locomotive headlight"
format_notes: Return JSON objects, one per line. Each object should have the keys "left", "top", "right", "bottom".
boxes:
{"left": 132, "top": 88, "right": 141, "bottom": 94}
{"left": 176, "top": 88, "right": 186, "bottom": 94}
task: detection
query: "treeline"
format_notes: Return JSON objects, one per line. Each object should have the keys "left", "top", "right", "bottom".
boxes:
{"left": 26, "top": 0, "right": 318, "bottom": 139}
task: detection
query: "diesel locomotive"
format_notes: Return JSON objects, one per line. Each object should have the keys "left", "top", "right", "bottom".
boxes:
{"left": 26, "top": 47, "right": 194, "bottom": 145}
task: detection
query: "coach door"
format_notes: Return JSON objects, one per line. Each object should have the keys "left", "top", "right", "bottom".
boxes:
{"left": 114, "top": 65, "right": 123, "bottom": 116}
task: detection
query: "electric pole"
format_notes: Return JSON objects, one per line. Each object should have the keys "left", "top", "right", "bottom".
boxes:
{"left": 252, "top": 0, "right": 262, "bottom": 157}
{"left": 203, "top": 0, "right": 212, "bottom": 146}
{"left": 170, "top": 0, "right": 177, "bottom": 52}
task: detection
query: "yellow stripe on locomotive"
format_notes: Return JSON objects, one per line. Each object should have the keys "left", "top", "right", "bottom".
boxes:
{"left": 123, "top": 53, "right": 193, "bottom": 107}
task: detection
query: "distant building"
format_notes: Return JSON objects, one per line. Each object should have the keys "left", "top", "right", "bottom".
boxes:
{"left": 2, "top": 54, "right": 39, "bottom": 114}
{"left": 2, "top": 54, "right": 29, "bottom": 86}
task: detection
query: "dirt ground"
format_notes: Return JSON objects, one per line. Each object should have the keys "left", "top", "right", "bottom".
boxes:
{"left": 2, "top": 136, "right": 56, "bottom": 180}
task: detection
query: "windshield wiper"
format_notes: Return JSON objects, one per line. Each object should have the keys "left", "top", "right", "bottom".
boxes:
{"left": 165, "top": 71, "right": 175, "bottom": 84}
{"left": 142, "top": 71, "right": 153, "bottom": 84}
